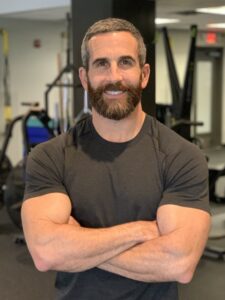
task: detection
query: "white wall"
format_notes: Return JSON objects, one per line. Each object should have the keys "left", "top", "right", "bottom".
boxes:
{"left": 156, "top": 28, "right": 225, "bottom": 144}
{"left": 222, "top": 48, "right": 225, "bottom": 145}
{"left": 0, "top": 18, "right": 65, "bottom": 165}
{"left": 0, "top": 0, "right": 69, "bottom": 14}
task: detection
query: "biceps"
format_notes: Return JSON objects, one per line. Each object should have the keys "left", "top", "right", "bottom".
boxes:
{"left": 21, "top": 192, "right": 72, "bottom": 226}
{"left": 157, "top": 204, "right": 211, "bottom": 246}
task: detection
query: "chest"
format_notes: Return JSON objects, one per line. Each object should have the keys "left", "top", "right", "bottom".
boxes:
{"left": 64, "top": 140, "right": 163, "bottom": 227}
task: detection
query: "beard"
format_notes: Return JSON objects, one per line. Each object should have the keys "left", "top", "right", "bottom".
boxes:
{"left": 87, "top": 77, "right": 143, "bottom": 121}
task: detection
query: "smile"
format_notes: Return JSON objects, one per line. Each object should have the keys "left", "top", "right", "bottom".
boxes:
{"left": 104, "top": 90, "right": 125, "bottom": 95}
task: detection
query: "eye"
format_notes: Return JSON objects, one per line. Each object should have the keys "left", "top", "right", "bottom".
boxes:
{"left": 120, "top": 57, "right": 134, "bottom": 67}
{"left": 94, "top": 59, "right": 108, "bottom": 68}
{"left": 98, "top": 61, "right": 107, "bottom": 67}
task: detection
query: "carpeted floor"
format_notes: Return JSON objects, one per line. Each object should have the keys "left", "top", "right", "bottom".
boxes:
{"left": 0, "top": 206, "right": 56, "bottom": 300}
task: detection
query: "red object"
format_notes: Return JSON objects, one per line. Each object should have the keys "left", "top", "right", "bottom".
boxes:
{"left": 206, "top": 32, "right": 217, "bottom": 45}
{"left": 33, "top": 39, "right": 41, "bottom": 48}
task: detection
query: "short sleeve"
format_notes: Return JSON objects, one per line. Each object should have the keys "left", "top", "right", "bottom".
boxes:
{"left": 160, "top": 143, "right": 210, "bottom": 213}
{"left": 23, "top": 139, "right": 67, "bottom": 200}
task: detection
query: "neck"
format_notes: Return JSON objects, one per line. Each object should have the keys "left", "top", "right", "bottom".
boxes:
{"left": 92, "top": 104, "right": 146, "bottom": 143}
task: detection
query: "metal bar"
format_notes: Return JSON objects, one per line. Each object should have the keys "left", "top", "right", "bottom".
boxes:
{"left": 0, "top": 115, "right": 23, "bottom": 170}
{"left": 44, "top": 63, "right": 74, "bottom": 114}
{"left": 161, "top": 27, "right": 181, "bottom": 118}
{"left": 180, "top": 25, "right": 198, "bottom": 120}
{"left": 46, "top": 83, "right": 74, "bottom": 88}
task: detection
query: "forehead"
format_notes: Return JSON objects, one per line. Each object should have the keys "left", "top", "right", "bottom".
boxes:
{"left": 88, "top": 31, "right": 139, "bottom": 60}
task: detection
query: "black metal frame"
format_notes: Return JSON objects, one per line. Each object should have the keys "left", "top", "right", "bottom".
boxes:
{"left": 0, "top": 115, "right": 23, "bottom": 171}
{"left": 22, "top": 109, "right": 55, "bottom": 154}
{"left": 160, "top": 25, "right": 199, "bottom": 140}
{"left": 44, "top": 13, "right": 74, "bottom": 114}
{"left": 0, "top": 107, "right": 55, "bottom": 233}
{"left": 0, "top": 109, "right": 55, "bottom": 172}
{"left": 161, "top": 26, "right": 225, "bottom": 260}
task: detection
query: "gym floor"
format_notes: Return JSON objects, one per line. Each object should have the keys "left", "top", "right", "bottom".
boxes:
{"left": 0, "top": 204, "right": 225, "bottom": 300}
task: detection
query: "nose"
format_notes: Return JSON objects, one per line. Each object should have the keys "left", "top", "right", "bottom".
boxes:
{"left": 107, "top": 62, "right": 122, "bottom": 82}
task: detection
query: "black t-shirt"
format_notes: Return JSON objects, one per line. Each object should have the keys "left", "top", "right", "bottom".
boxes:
{"left": 24, "top": 115, "right": 210, "bottom": 300}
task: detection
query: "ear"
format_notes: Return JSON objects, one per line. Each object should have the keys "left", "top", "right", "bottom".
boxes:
{"left": 140, "top": 64, "right": 150, "bottom": 89}
{"left": 79, "top": 67, "right": 88, "bottom": 90}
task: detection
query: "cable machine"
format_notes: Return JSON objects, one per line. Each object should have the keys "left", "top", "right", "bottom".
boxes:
{"left": 157, "top": 26, "right": 225, "bottom": 259}
{"left": 44, "top": 13, "right": 74, "bottom": 132}
{"left": 157, "top": 25, "right": 203, "bottom": 142}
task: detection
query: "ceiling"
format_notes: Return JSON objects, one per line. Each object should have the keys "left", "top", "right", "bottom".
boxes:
{"left": 0, "top": 0, "right": 70, "bottom": 21}
{"left": 157, "top": 0, "right": 225, "bottom": 30}
{"left": 0, "top": 0, "right": 225, "bottom": 31}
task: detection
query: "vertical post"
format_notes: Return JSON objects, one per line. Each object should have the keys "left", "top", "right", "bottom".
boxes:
{"left": 112, "top": 0, "right": 155, "bottom": 116}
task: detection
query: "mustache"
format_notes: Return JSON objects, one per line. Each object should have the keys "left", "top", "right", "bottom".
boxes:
{"left": 103, "top": 82, "right": 127, "bottom": 92}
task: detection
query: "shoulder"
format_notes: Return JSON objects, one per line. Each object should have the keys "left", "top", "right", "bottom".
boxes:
{"left": 148, "top": 118, "right": 210, "bottom": 212}
{"left": 148, "top": 116, "right": 205, "bottom": 161}
{"left": 145, "top": 116, "right": 208, "bottom": 191}
{"left": 28, "top": 116, "right": 93, "bottom": 162}
{"left": 29, "top": 131, "right": 70, "bottom": 160}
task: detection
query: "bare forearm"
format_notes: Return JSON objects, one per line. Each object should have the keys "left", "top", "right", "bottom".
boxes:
{"left": 99, "top": 209, "right": 210, "bottom": 284}
{"left": 98, "top": 234, "right": 196, "bottom": 283}
{"left": 28, "top": 220, "right": 154, "bottom": 273}
{"left": 98, "top": 237, "right": 170, "bottom": 282}
{"left": 95, "top": 221, "right": 180, "bottom": 282}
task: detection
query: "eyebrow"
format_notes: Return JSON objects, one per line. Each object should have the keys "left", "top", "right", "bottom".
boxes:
{"left": 92, "top": 57, "right": 108, "bottom": 66}
{"left": 119, "top": 55, "right": 136, "bottom": 63}
{"left": 92, "top": 55, "right": 136, "bottom": 66}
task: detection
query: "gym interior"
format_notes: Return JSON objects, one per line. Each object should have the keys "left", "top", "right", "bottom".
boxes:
{"left": 0, "top": 0, "right": 225, "bottom": 299}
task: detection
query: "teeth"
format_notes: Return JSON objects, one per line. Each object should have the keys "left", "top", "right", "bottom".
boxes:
{"left": 106, "top": 91, "right": 123, "bottom": 95}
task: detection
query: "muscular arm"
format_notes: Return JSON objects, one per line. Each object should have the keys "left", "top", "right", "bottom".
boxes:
{"left": 21, "top": 193, "right": 158, "bottom": 272}
{"left": 98, "top": 205, "right": 211, "bottom": 283}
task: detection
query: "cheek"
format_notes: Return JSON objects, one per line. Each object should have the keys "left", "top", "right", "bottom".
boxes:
{"left": 87, "top": 72, "right": 105, "bottom": 89}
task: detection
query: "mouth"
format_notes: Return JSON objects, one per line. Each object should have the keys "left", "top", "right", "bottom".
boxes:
{"left": 104, "top": 90, "right": 125, "bottom": 96}
{"left": 102, "top": 82, "right": 128, "bottom": 99}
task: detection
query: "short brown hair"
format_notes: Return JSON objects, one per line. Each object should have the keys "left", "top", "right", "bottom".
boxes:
{"left": 81, "top": 18, "right": 147, "bottom": 69}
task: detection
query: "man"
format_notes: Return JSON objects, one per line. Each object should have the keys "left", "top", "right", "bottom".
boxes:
{"left": 21, "top": 18, "right": 211, "bottom": 300}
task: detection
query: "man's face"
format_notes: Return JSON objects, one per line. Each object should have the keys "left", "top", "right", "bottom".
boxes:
{"left": 79, "top": 31, "right": 150, "bottom": 120}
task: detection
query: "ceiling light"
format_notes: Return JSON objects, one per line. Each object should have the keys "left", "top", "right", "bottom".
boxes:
{"left": 155, "top": 18, "right": 180, "bottom": 25}
{"left": 196, "top": 6, "right": 225, "bottom": 15}
{"left": 207, "top": 23, "right": 225, "bottom": 29}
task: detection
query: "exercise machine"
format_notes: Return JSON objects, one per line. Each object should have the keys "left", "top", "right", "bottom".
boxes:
{"left": 156, "top": 25, "right": 203, "bottom": 142}
{"left": 157, "top": 26, "right": 225, "bottom": 260}
{"left": 45, "top": 13, "right": 75, "bottom": 133}
{"left": 0, "top": 103, "right": 55, "bottom": 228}
{"left": 203, "top": 147, "right": 225, "bottom": 260}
